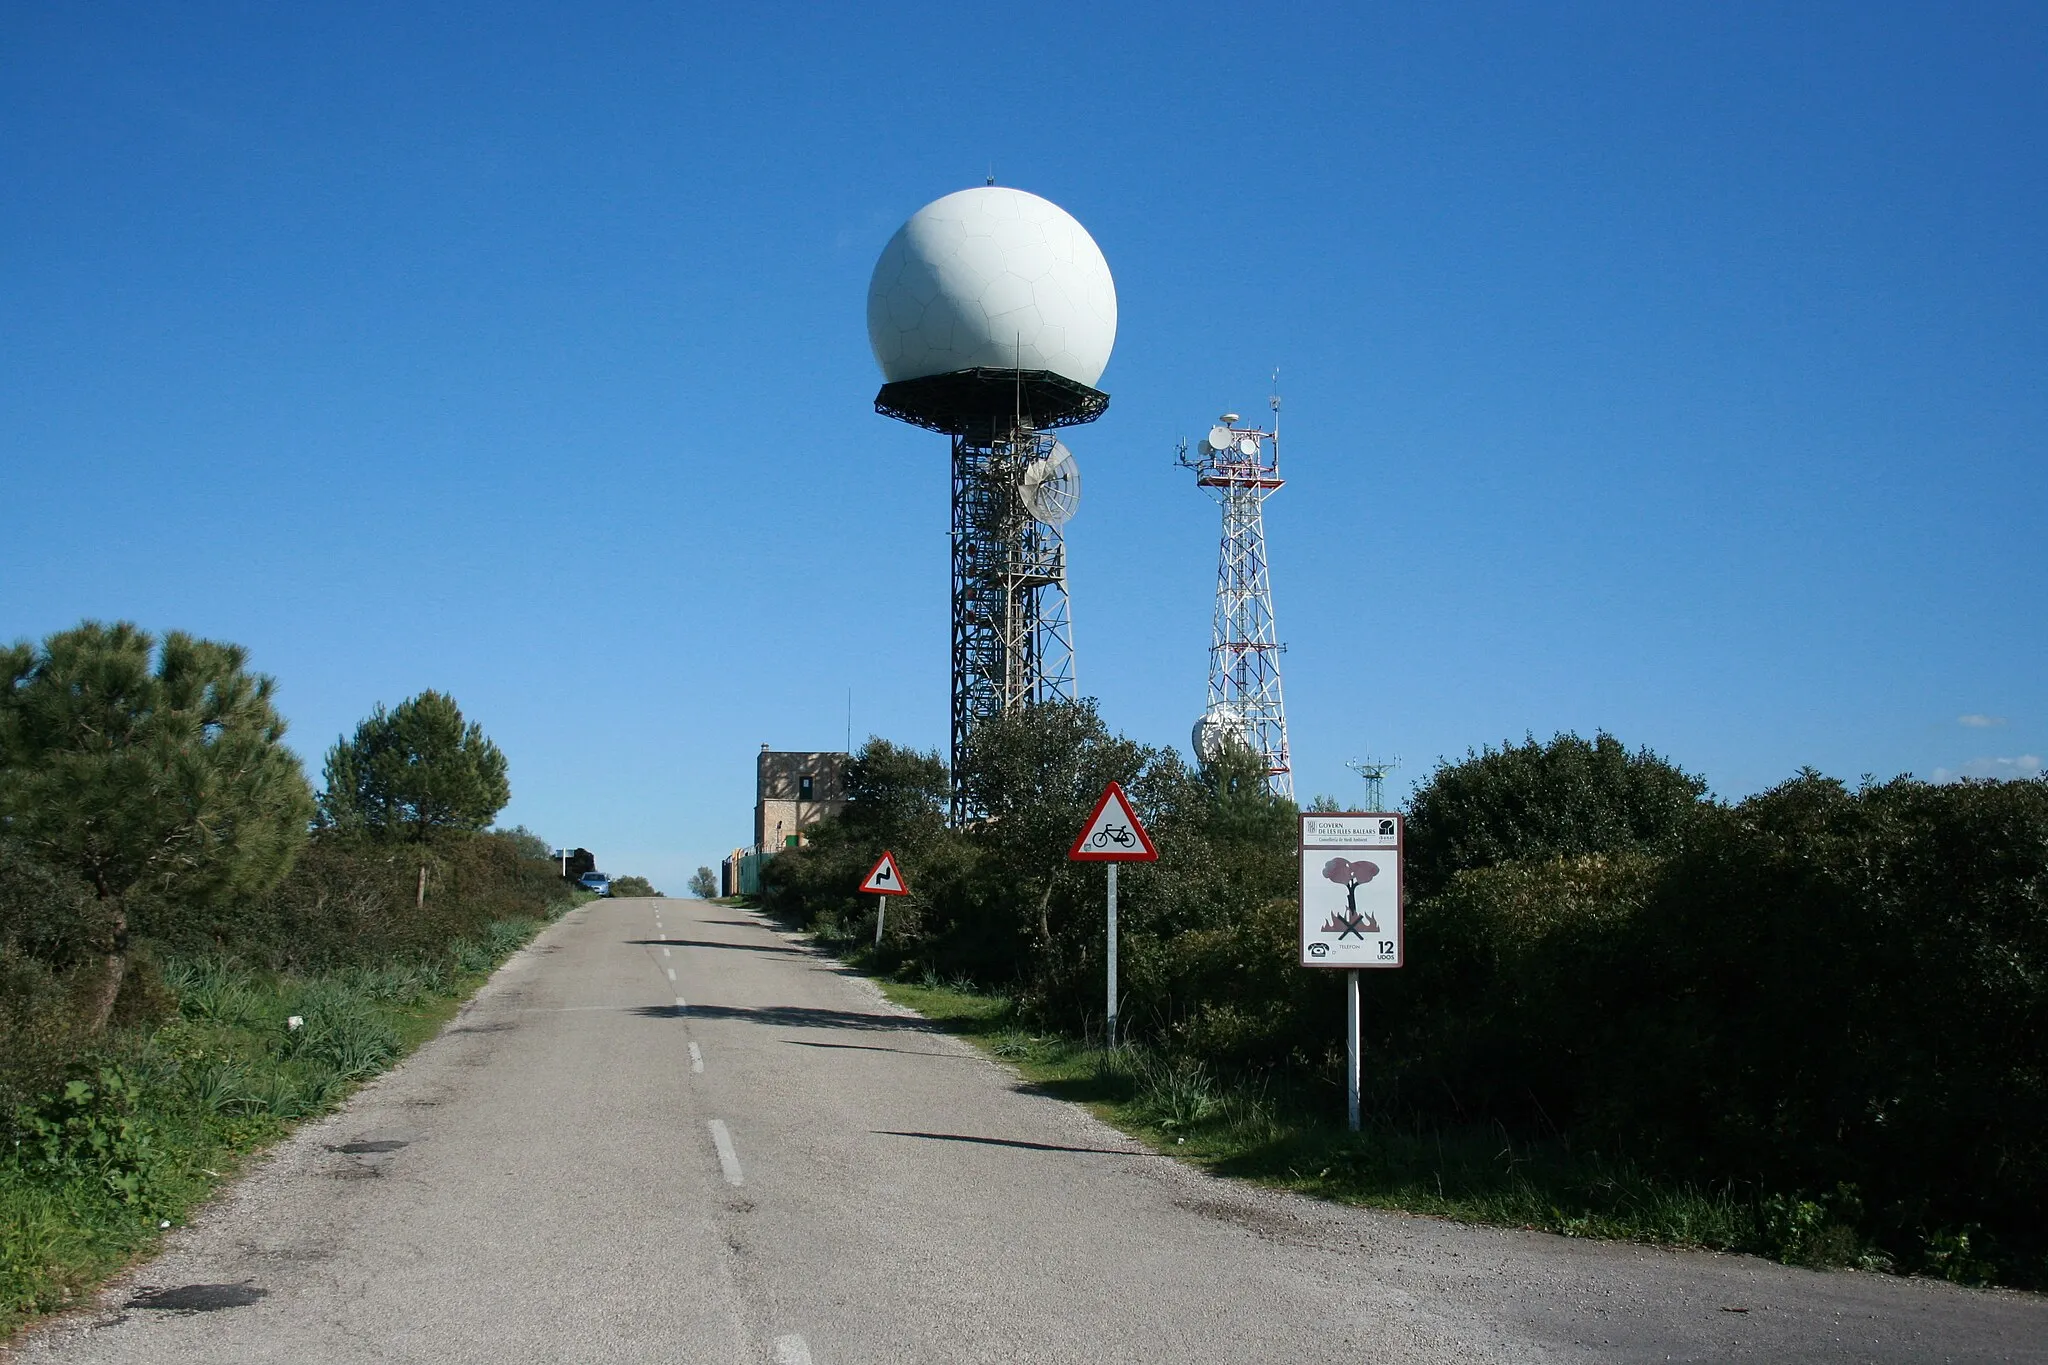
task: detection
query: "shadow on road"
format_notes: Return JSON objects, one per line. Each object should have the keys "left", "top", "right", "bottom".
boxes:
{"left": 785, "top": 1039, "right": 976, "bottom": 1059}
{"left": 628, "top": 1003, "right": 942, "bottom": 1033}
{"left": 624, "top": 938, "right": 810, "bottom": 956}
{"left": 874, "top": 1130, "right": 1145, "bottom": 1158}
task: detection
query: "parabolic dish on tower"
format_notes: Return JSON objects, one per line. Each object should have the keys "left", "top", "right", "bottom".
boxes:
{"left": 1193, "top": 703, "right": 1257, "bottom": 764}
{"left": 867, "top": 187, "right": 1118, "bottom": 390}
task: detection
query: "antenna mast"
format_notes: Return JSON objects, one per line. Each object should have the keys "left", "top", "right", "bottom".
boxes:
{"left": 1345, "top": 755, "right": 1402, "bottom": 811}
{"left": 1179, "top": 394, "right": 1294, "bottom": 800}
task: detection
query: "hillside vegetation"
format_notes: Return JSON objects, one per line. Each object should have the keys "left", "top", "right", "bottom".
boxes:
{"left": 0, "top": 622, "right": 579, "bottom": 1334}
{"left": 761, "top": 704, "right": 2048, "bottom": 1288}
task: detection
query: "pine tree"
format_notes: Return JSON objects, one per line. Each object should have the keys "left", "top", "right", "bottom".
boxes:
{"left": 0, "top": 622, "right": 315, "bottom": 1031}
{"left": 320, "top": 690, "right": 510, "bottom": 840}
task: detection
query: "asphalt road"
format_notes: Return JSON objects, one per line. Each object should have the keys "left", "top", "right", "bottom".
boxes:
{"left": 17, "top": 897, "right": 2045, "bottom": 1363}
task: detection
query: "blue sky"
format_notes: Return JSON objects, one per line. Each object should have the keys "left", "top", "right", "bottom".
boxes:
{"left": 4, "top": 3, "right": 2043, "bottom": 889}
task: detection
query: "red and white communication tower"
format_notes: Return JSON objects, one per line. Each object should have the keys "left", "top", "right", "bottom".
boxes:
{"left": 1178, "top": 391, "right": 1293, "bottom": 799}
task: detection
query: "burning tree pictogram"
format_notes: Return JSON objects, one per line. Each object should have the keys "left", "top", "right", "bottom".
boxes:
{"left": 1319, "top": 857, "right": 1381, "bottom": 939}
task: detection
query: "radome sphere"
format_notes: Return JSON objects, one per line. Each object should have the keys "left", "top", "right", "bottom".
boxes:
{"left": 868, "top": 187, "right": 1117, "bottom": 390}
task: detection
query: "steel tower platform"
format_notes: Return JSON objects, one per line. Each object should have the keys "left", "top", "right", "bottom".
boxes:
{"left": 876, "top": 369, "right": 1104, "bottom": 821}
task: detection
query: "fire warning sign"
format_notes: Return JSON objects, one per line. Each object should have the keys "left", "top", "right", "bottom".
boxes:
{"left": 1299, "top": 813, "right": 1402, "bottom": 968}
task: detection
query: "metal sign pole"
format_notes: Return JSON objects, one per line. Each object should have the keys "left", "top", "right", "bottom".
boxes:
{"left": 1106, "top": 862, "right": 1119, "bottom": 1050}
{"left": 1067, "top": 781, "right": 1154, "bottom": 1051}
{"left": 1346, "top": 969, "right": 1361, "bottom": 1132}
{"left": 875, "top": 893, "right": 886, "bottom": 948}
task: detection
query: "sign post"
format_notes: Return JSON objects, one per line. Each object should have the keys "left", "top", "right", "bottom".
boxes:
{"left": 1067, "top": 780, "right": 1157, "bottom": 1049}
{"left": 1299, "top": 812, "right": 1403, "bottom": 1131}
{"left": 858, "top": 850, "right": 910, "bottom": 948}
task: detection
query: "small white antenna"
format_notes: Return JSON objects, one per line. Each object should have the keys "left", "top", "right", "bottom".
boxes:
{"left": 1269, "top": 368, "right": 1281, "bottom": 465}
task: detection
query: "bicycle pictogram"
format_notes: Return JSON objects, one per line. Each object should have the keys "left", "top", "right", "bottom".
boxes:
{"left": 1089, "top": 823, "right": 1137, "bottom": 850}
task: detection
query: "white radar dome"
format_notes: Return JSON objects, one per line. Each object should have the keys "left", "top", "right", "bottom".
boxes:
{"left": 868, "top": 186, "right": 1117, "bottom": 389}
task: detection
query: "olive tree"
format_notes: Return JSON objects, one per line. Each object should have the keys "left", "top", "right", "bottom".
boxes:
{"left": 0, "top": 622, "right": 314, "bottom": 1031}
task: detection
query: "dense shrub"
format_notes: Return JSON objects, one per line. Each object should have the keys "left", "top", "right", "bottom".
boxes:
{"left": 764, "top": 709, "right": 2048, "bottom": 1282}
{"left": 1386, "top": 851, "right": 1663, "bottom": 1125}
{"left": 765, "top": 708, "right": 1307, "bottom": 1047}
{"left": 1608, "top": 774, "right": 2048, "bottom": 1273}
{"left": 1382, "top": 772, "right": 2048, "bottom": 1279}
{"left": 141, "top": 829, "right": 578, "bottom": 973}
{"left": 1404, "top": 732, "right": 1708, "bottom": 896}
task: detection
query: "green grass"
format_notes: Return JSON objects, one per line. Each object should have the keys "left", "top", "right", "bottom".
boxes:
{"left": 0, "top": 913, "right": 562, "bottom": 1339}
{"left": 872, "top": 975, "right": 1891, "bottom": 1272}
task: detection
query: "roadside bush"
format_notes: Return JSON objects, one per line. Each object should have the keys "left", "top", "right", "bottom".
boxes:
{"left": 1377, "top": 771, "right": 2048, "bottom": 1280}
{"left": 760, "top": 738, "right": 959, "bottom": 956}
{"left": 15, "top": 1069, "right": 166, "bottom": 1212}
{"left": 1386, "top": 851, "right": 1662, "bottom": 1126}
{"left": 1600, "top": 773, "right": 2048, "bottom": 1275}
{"left": 1404, "top": 732, "right": 1708, "bottom": 897}
{"left": 767, "top": 707, "right": 2048, "bottom": 1285}
{"left": 0, "top": 847, "right": 107, "bottom": 1115}
{"left": 147, "top": 829, "right": 574, "bottom": 973}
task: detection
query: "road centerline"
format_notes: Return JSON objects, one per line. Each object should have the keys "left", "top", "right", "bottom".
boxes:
{"left": 708, "top": 1120, "right": 744, "bottom": 1186}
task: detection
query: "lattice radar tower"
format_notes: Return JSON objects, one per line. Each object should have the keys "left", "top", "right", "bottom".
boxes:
{"left": 1179, "top": 398, "right": 1293, "bottom": 799}
{"left": 866, "top": 186, "right": 1117, "bottom": 820}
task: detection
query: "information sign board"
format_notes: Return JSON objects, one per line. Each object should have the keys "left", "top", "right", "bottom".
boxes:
{"left": 1299, "top": 813, "right": 1402, "bottom": 968}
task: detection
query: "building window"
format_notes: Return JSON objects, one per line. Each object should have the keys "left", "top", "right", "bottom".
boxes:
{"left": 799, "top": 775, "right": 815, "bottom": 801}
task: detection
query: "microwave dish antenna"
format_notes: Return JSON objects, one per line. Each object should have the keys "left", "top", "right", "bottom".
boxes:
{"left": 1021, "top": 440, "right": 1081, "bottom": 526}
{"left": 1192, "top": 702, "right": 1256, "bottom": 765}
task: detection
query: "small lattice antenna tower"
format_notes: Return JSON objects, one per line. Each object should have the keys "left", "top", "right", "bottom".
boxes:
{"left": 1180, "top": 386, "right": 1294, "bottom": 799}
{"left": 1345, "top": 755, "right": 1402, "bottom": 811}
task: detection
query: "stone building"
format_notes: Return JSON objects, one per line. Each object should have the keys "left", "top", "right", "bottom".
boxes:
{"left": 754, "top": 745, "right": 848, "bottom": 853}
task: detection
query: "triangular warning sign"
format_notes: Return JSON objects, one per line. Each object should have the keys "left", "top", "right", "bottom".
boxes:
{"left": 859, "top": 850, "right": 910, "bottom": 895}
{"left": 1067, "top": 780, "right": 1158, "bottom": 862}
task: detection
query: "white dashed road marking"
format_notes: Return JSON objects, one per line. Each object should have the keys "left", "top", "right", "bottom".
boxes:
{"left": 689, "top": 1042, "right": 703, "bottom": 1073}
{"left": 666, "top": 967, "right": 677, "bottom": 981}
{"left": 675, "top": 995, "right": 687, "bottom": 1009}
{"left": 708, "top": 1120, "right": 744, "bottom": 1186}
{"left": 662, "top": 947, "right": 672, "bottom": 958}
{"left": 773, "top": 1336, "right": 813, "bottom": 1365}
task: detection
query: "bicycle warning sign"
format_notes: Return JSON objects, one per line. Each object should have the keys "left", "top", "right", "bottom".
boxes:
{"left": 1068, "top": 780, "right": 1158, "bottom": 862}
{"left": 1300, "top": 812, "right": 1402, "bottom": 968}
